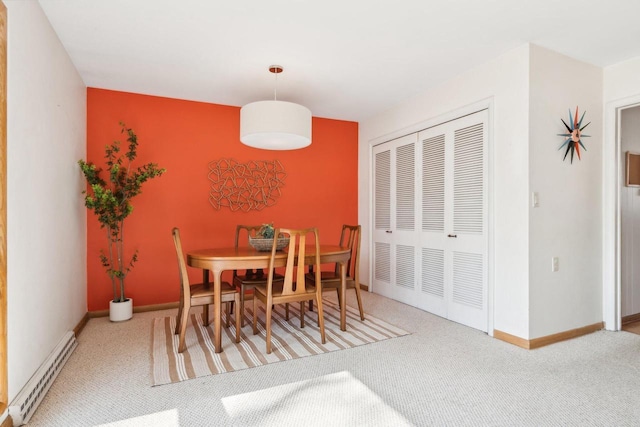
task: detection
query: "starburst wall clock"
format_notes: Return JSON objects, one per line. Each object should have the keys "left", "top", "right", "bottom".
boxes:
{"left": 558, "top": 106, "right": 590, "bottom": 163}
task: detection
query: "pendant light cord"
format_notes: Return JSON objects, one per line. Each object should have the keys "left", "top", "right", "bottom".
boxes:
{"left": 274, "top": 71, "right": 278, "bottom": 101}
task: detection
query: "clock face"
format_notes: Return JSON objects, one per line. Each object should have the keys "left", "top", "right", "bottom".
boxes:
{"left": 558, "top": 107, "right": 590, "bottom": 163}
{"left": 571, "top": 128, "right": 581, "bottom": 143}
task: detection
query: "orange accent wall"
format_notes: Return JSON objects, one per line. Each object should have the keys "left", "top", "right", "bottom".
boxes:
{"left": 86, "top": 88, "right": 358, "bottom": 311}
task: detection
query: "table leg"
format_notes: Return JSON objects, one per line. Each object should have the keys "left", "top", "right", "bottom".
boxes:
{"left": 340, "top": 261, "right": 347, "bottom": 331}
{"left": 213, "top": 268, "right": 223, "bottom": 353}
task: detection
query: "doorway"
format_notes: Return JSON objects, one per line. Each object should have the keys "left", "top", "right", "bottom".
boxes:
{"left": 603, "top": 96, "right": 640, "bottom": 331}
{"left": 620, "top": 105, "right": 640, "bottom": 333}
{"left": 0, "top": 0, "right": 7, "bottom": 414}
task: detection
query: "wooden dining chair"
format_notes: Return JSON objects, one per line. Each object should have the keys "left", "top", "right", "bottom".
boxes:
{"left": 172, "top": 227, "right": 241, "bottom": 353}
{"left": 233, "top": 225, "right": 284, "bottom": 326}
{"left": 252, "top": 227, "right": 326, "bottom": 354}
{"left": 307, "top": 224, "right": 365, "bottom": 321}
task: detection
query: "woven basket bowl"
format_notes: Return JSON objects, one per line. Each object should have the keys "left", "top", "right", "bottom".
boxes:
{"left": 248, "top": 236, "right": 290, "bottom": 252}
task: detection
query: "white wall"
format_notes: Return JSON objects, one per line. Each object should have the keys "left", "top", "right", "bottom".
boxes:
{"left": 620, "top": 106, "right": 640, "bottom": 317}
{"left": 528, "top": 45, "right": 603, "bottom": 339}
{"left": 604, "top": 57, "right": 640, "bottom": 104}
{"left": 359, "top": 44, "right": 531, "bottom": 338}
{"left": 6, "top": 0, "right": 86, "bottom": 401}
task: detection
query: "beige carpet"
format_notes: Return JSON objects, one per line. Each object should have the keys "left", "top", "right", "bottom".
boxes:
{"left": 221, "top": 371, "right": 413, "bottom": 426}
{"left": 26, "top": 291, "right": 640, "bottom": 426}
{"left": 152, "top": 300, "right": 409, "bottom": 386}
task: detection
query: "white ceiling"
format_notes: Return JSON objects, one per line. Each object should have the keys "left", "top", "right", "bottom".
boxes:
{"left": 38, "top": 0, "right": 640, "bottom": 122}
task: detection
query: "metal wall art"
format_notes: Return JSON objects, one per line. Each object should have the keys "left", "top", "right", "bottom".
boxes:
{"left": 208, "top": 159, "right": 286, "bottom": 211}
{"left": 558, "top": 106, "right": 590, "bottom": 163}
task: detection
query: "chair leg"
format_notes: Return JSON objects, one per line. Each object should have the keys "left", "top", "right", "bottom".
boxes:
{"left": 336, "top": 288, "right": 342, "bottom": 308}
{"left": 315, "top": 295, "right": 326, "bottom": 344}
{"left": 300, "top": 301, "right": 305, "bottom": 328}
{"left": 353, "top": 283, "right": 365, "bottom": 321}
{"left": 252, "top": 295, "right": 259, "bottom": 335}
{"left": 234, "top": 293, "right": 241, "bottom": 343}
{"left": 308, "top": 300, "right": 313, "bottom": 312}
{"left": 285, "top": 303, "right": 289, "bottom": 320}
{"left": 174, "top": 301, "right": 184, "bottom": 335}
{"left": 225, "top": 302, "right": 230, "bottom": 328}
{"left": 265, "top": 301, "right": 273, "bottom": 354}
{"left": 202, "top": 304, "right": 210, "bottom": 326}
{"left": 240, "top": 285, "right": 246, "bottom": 327}
{"left": 177, "top": 304, "right": 190, "bottom": 353}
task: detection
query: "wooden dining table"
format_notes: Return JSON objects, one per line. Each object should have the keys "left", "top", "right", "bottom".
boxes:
{"left": 187, "top": 244, "right": 351, "bottom": 353}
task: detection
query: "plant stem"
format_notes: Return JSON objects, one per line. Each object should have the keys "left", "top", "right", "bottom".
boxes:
{"left": 118, "top": 219, "right": 125, "bottom": 301}
{"left": 107, "top": 226, "right": 117, "bottom": 302}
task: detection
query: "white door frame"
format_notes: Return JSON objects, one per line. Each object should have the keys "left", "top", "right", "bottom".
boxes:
{"left": 367, "top": 97, "right": 495, "bottom": 335}
{"left": 603, "top": 94, "right": 640, "bottom": 331}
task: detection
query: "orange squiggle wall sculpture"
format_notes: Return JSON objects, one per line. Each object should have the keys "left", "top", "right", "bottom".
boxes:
{"left": 208, "top": 158, "right": 287, "bottom": 211}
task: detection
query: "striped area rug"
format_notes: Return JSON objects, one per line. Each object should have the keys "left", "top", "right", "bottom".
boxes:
{"left": 151, "top": 300, "right": 409, "bottom": 386}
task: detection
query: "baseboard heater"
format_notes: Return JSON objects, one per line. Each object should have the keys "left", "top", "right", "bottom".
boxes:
{"left": 8, "top": 331, "right": 77, "bottom": 425}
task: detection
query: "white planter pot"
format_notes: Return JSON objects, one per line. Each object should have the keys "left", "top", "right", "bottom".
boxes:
{"left": 109, "top": 298, "right": 133, "bottom": 322}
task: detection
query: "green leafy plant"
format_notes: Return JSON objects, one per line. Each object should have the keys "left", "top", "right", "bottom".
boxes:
{"left": 78, "top": 122, "right": 166, "bottom": 303}
{"left": 257, "top": 223, "right": 275, "bottom": 239}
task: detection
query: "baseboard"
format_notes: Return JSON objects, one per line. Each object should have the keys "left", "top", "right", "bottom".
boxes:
{"left": 494, "top": 322, "right": 604, "bottom": 350}
{"left": 621, "top": 312, "right": 640, "bottom": 325}
{"left": 134, "top": 301, "right": 180, "bottom": 313}
{"left": 88, "top": 301, "right": 180, "bottom": 318}
{"left": 73, "top": 313, "right": 90, "bottom": 338}
{"left": 493, "top": 330, "right": 530, "bottom": 349}
{"left": 359, "top": 283, "right": 369, "bottom": 291}
{"left": 529, "top": 322, "right": 604, "bottom": 349}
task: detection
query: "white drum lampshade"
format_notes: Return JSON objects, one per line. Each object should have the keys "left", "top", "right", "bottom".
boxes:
{"left": 240, "top": 100, "right": 312, "bottom": 150}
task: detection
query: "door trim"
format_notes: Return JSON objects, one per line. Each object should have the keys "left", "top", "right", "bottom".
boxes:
{"left": 0, "top": 0, "right": 7, "bottom": 413}
{"left": 603, "top": 94, "right": 640, "bottom": 331}
{"left": 367, "top": 97, "right": 495, "bottom": 335}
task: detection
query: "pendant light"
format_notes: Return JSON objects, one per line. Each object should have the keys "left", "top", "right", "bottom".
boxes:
{"left": 240, "top": 65, "right": 312, "bottom": 150}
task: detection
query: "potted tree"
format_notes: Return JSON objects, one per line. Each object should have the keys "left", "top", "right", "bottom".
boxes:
{"left": 79, "top": 122, "right": 166, "bottom": 321}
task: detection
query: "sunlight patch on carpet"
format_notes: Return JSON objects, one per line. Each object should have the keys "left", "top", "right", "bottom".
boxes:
{"left": 222, "top": 371, "right": 413, "bottom": 426}
{"left": 96, "top": 409, "right": 179, "bottom": 427}
{"left": 151, "top": 301, "right": 409, "bottom": 385}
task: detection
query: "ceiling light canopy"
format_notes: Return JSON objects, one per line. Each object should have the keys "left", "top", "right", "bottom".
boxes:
{"left": 240, "top": 65, "right": 312, "bottom": 150}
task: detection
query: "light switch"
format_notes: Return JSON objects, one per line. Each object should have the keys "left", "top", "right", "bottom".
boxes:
{"left": 552, "top": 257, "right": 559, "bottom": 272}
{"left": 532, "top": 192, "right": 539, "bottom": 208}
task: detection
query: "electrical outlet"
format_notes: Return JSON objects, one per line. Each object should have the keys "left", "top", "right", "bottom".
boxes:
{"left": 552, "top": 257, "right": 559, "bottom": 272}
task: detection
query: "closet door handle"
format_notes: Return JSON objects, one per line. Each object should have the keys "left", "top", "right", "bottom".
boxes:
{"left": 386, "top": 230, "right": 393, "bottom": 233}
{"left": 447, "top": 234, "right": 457, "bottom": 238}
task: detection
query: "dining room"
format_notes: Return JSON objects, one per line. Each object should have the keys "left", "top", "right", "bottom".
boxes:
{"left": 6, "top": 0, "right": 640, "bottom": 425}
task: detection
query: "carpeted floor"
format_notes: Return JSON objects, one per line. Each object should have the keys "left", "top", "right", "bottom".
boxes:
{"left": 220, "top": 371, "right": 413, "bottom": 426}
{"left": 26, "top": 291, "right": 640, "bottom": 426}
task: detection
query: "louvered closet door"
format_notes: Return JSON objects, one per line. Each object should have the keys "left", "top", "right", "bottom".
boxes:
{"left": 372, "top": 133, "right": 420, "bottom": 304}
{"left": 372, "top": 110, "right": 488, "bottom": 332}
{"left": 418, "top": 110, "right": 488, "bottom": 332}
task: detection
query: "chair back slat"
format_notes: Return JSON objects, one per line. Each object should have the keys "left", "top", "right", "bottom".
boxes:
{"left": 335, "top": 224, "right": 360, "bottom": 283}
{"left": 269, "top": 227, "right": 319, "bottom": 296}
{"left": 172, "top": 227, "right": 190, "bottom": 295}
{"left": 234, "top": 224, "right": 266, "bottom": 279}
{"left": 234, "top": 224, "right": 262, "bottom": 248}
